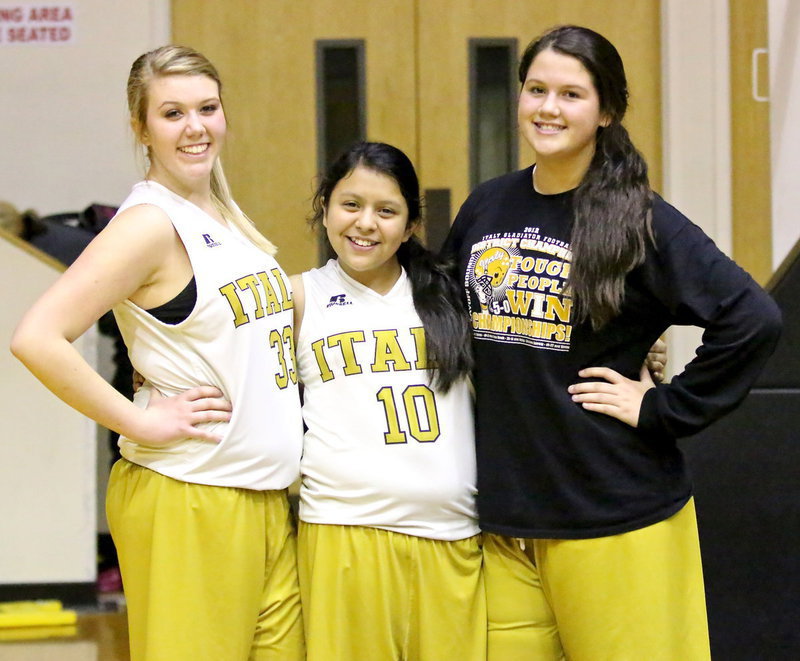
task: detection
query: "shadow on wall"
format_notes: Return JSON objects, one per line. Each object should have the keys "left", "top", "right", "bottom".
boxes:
{"left": 682, "top": 237, "right": 800, "bottom": 661}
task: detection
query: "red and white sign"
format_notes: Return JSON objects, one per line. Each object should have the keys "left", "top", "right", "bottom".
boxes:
{"left": 0, "top": 5, "right": 75, "bottom": 45}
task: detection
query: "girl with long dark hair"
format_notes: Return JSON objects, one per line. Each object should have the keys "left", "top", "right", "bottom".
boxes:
{"left": 443, "top": 25, "right": 781, "bottom": 660}
{"left": 291, "top": 141, "right": 483, "bottom": 660}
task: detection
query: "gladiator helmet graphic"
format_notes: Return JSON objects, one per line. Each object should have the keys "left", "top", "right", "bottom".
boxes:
{"left": 473, "top": 247, "right": 511, "bottom": 308}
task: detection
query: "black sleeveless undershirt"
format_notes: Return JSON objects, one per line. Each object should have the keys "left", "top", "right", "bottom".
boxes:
{"left": 145, "top": 277, "right": 197, "bottom": 325}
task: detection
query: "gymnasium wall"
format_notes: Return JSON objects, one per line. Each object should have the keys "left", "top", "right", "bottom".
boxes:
{"left": 0, "top": 230, "right": 97, "bottom": 588}
{"left": 0, "top": 0, "right": 169, "bottom": 591}
{"left": 0, "top": 0, "right": 169, "bottom": 215}
{"left": 769, "top": 0, "right": 800, "bottom": 269}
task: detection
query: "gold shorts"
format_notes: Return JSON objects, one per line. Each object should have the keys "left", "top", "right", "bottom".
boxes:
{"left": 106, "top": 459, "right": 304, "bottom": 661}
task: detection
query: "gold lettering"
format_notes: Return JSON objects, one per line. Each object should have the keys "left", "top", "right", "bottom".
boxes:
{"left": 271, "top": 268, "right": 294, "bottom": 311}
{"left": 409, "top": 326, "right": 428, "bottom": 369}
{"left": 257, "top": 272, "right": 282, "bottom": 315}
{"left": 372, "top": 330, "right": 412, "bottom": 372}
{"left": 236, "top": 274, "right": 265, "bottom": 319}
{"left": 328, "top": 331, "right": 366, "bottom": 376}
{"left": 545, "top": 295, "right": 572, "bottom": 323}
{"left": 219, "top": 282, "right": 249, "bottom": 327}
{"left": 311, "top": 339, "right": 334, "bottom": 382}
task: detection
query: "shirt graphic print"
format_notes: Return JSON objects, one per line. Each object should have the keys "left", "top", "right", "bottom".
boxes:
{"left": 465, "top": 226, "right": 573, "bottom": 352}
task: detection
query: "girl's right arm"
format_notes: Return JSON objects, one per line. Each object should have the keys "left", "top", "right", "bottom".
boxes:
{"left": 10, "top": 204, "right": 230, "bottom": 445}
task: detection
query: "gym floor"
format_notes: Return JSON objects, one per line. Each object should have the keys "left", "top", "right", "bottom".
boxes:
{"left": 0, "top": 598, "right": 129, "bottom": 661}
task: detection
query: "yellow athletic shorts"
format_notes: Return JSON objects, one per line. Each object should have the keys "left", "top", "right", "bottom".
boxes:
{"left": 106, "top": 459, "right": 305, "bottom": 661}
{"left": 298, "top": 522, "right": 485, "bottom": 661}
{"left": 483, "top": 498, "right": 710, "bottom": 661}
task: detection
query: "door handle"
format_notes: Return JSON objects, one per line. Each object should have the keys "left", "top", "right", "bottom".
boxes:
{"left": 752, "top": 47, "right": 769, "bottom": 103}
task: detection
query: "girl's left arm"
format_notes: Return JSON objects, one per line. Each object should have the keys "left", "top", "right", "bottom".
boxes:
{"left": 570, "top": 204, "right": 782, "bottom": 434}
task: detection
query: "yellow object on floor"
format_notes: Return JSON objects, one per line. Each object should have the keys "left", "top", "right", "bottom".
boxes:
{"left": 0, "top": 600, "right": 78, "bottom": 629}
{"left": 0, "top": 600, "right": 63, "bottom": 614}
{"left": 0, "top": 624, "right": 78, "bottom": 641}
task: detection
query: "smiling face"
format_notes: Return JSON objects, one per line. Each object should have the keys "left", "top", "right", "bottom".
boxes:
{"left": 323, "top": 165, "right": 415, "bottom": 294}
{"left": 518, "top": 48, "right": 608, "bottom": 183}
{"left": 139, "top": 74, "right": 226, "bottom": 196}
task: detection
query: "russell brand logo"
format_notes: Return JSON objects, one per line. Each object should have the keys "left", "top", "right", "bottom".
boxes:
{"left": 326, "top": 293, "right": 352, "bottom": 308}
{"left": 202, "top": 233, "right": 222, "bottom": 248}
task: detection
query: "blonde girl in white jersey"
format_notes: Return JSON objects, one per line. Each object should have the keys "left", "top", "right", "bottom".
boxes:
{"left": 291, "top": 141, "right": 483, "bottom": 661}
{"left": 11, "top": 46, "right": 304, "bottom": 661}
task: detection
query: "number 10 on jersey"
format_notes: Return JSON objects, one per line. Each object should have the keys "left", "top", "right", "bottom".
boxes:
{"left": 376, "top": 384, "right": 441, "bottom": 445}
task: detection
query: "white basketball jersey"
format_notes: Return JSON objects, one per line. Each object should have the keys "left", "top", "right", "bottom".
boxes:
{"left": 297, "top": 260, "right": 478, "bottom": 540}
{"left": 113, "top": 180, "right": 302, "bottom": 490}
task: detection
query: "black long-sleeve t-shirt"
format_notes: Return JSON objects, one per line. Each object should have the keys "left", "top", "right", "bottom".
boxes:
{"left": 442, "top": 166, "right": 782, "bottom": 538}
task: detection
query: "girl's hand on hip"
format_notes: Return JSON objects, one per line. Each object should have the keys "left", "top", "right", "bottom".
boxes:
{"left": 135, "top": 385, "right": 232, "bottom": 446}
{"left": 568, "top": 364, "right": 655, "bottom": 427}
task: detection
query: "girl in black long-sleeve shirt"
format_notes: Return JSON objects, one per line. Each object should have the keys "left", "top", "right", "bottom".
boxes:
{"left": 443, "top": 25, "right": 781, "bottom": 661}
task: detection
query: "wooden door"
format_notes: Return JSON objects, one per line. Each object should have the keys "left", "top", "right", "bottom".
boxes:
{"left": 172, "top": 0, "right": 417, "bottom": 274}
{"left": 416, "top": 0, "right": 661, "bottom": 241}
{"left": 172, "top": 1, "right": 662, "bottom": 273}
{"left": 730, "top": 0, "right": 772, "bottom": 284}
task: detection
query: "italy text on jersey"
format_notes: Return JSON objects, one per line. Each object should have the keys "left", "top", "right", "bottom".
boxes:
{"left": 218, "top": 267, "right": 298, "bottom": 390}
{"left": 466, "top": 227, "right": 572, "bottom": 352}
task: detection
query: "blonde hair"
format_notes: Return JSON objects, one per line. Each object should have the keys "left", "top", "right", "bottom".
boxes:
{"left": 127, "top": 45, "right": 276, "bottom": 254}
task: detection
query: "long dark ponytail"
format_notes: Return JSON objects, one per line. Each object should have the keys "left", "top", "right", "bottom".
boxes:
{"left": 519, "top": 25, "right": 653, "bottom": 328}
{"left": 309, "top": 141, "right": 472, "bottom": 392}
